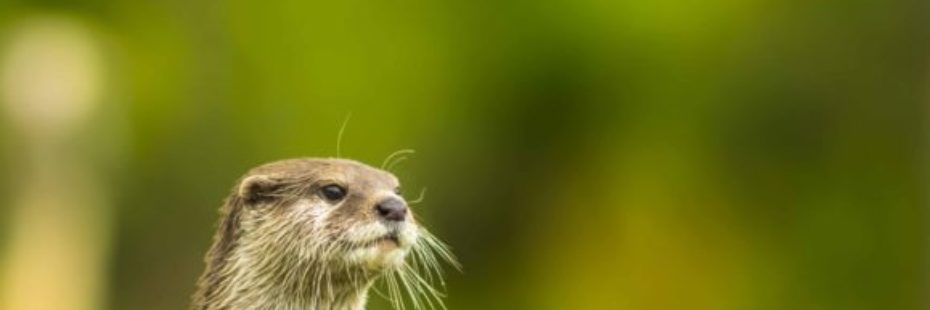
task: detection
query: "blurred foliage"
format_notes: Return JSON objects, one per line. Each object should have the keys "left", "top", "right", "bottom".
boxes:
{"left": 0, "top": 0, "right": 928, "bottom": 309}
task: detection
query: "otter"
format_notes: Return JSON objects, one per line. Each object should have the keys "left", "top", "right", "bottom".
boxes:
{"left": 192, "top": 158, "right": 456, "bottom": 310}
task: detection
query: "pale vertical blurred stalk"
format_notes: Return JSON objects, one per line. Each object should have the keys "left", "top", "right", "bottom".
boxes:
{"left": 0, "top": 17, "right": 110, "bottom": 310}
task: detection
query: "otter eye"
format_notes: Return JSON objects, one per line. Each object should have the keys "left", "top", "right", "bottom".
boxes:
{"left": 393, "top": 187, "right": 402, "bottom": 195}
{"left": 320, "top": 184, "right": 347, "bottom": 202}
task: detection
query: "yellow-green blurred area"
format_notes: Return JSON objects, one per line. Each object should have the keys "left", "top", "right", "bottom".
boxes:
{"left": 0, "top": 0, "right": 928, "bottom": 309}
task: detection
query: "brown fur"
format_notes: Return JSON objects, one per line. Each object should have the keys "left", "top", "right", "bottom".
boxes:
{"left": 191, "top": 158, "right": 453, "bottom": 310}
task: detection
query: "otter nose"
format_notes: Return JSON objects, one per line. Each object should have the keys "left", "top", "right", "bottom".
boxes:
{"left": 375, "top": 197, "right": 407, "bottom": 222}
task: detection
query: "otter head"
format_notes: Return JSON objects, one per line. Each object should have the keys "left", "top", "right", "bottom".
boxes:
{"left": 195, "top": 158, "right": 455, "bottom": 310}
{"left": 235, "top": 158, "right": 418, "bottom": 271}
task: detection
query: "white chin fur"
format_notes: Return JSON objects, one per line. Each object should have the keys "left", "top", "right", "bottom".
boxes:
{"left": 345, "top": 246, "right": 409, "bottom": 270}
{"left": 343, "top": 222, "right": 418, "bottom": 269}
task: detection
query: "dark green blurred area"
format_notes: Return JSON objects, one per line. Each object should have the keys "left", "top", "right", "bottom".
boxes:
{"left": 0, "top": 0, "right": 928, "bottom": 309}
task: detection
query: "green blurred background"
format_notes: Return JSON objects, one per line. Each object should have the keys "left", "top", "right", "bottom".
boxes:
{"left": 0, "top": 0, "right": 928, "bottom": 309}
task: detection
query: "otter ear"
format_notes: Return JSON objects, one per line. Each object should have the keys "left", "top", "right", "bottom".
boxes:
{"left": 238, "top": 175, "right": 282, "bottom": 203}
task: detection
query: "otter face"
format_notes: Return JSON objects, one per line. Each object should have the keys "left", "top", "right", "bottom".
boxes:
{"left": 235, "top": 158, "right": 419, "bottom": 271}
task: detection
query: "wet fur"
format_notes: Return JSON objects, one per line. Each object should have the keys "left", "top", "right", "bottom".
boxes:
{"left": 192, "top": 158, "right": 456, "bottom": 310}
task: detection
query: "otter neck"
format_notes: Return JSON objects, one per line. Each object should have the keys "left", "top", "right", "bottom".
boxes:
{"left": 201, "top": 246, "right": 377, "bottom": 310}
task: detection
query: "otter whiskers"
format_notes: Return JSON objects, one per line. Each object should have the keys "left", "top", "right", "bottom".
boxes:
{"left": 193, "top": 158, "right": 457, "bottom": 310}
{"left": 376, "top": 225, "right": 459, "bottom": 310}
